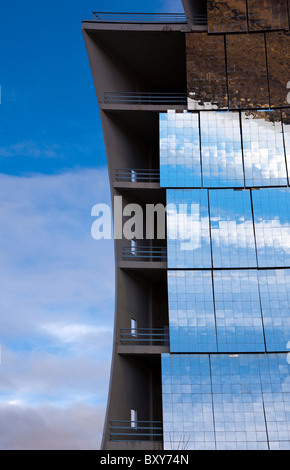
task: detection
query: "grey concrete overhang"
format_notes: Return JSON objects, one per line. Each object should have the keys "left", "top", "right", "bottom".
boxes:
{"left": 113, "top": 182, "right": 161, "bottom": 190}
{"left": 117, "top": 345, "right": 170, "bottom": 354}
{"left": 100, "top": 103, "right": 187, "bottom": 111}
{"left": 106, "top": 441, "right": 163, "bottom": 451}
{"left": 119, "top": 261, "right": 167, "bottom": 270}
{"left": 82, "top": 20, "right": 206, "bottom": 33}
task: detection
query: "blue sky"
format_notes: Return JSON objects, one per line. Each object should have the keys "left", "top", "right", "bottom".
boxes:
{"left": 0, "top": 0, "right": 183, "bottom": 175}
{"left": 0, "top": 0, "right": 183, "bottom": 450}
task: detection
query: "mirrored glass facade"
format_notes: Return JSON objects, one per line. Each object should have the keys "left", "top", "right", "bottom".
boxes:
{"left": 247, "top": 0, "right": 289, "bottom": 31}
{"left": 162, "top": 354, "right": 215, "bottom": 450}
{"left": 201, "top": 112, "right": 244, "bottom": 188}
{"left": 226, "top": 34, "right": 269, "bottom": 109}
{"left": 162, "top": 354, "right": 290, "bottom": 450}
{"left": 214, "top": 270, "right": 264, "bottom": 353}
{"left": 167, "top": 269, "right": 290, "bottom": 354}
{"left": 186, "top": 33, "right": 228, "bottom": 110}
{"left": 160, "top": 110, "right": 290, "bottom": 190}
{"left": 207, "top": 0, "right": 289, "bottom": 34}
{"left": 242, "top": 111, "right": 287, "bottom": 187}
{"left": 163, "top": 48, "right": 290, "bottom": 447}
{"left": 259, "top": 269, "right": 290, "bottom": 352}
{"left": 160, "top": 111, "right": 201, "bottom": 187}
{"left": 266, "top": 32, "right": 290, "bottom": 108}
{"left": 283, "top": 111, "right": 290, "bottom": 184}
{"left": 209, "top": 189, "right": 256, "bottom": 268}
{"left": 167, "top": 189, "right": 211, "bottom": 269}
{"left": 163, "top": 107, "right": 290, "bottom": 446}
{"left": 207, "top": 0, "right": 248, "bottom": 33}
{"left": 167, "top": 188, "right": 290, "bottom": 269}
{"left": 168, "top": 271, "right": 217, "bottom": 353}
{"left": 253, "top": 189, "right": 290, "bottom": 267}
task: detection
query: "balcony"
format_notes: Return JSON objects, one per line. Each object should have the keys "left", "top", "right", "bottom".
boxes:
{"left": 91, "top": 12, "right": 207, "bottom": 25}
{"left": 120, "top": 327, "right": 169, "bottom": 345}
{"left": 122, "top": 246, "right": 167, "bottom": 262}
{"left": 120, "top": 246, "right": 167, "bottom": 271}
{"left": 114, "top": 169, "right": 160, "bottom": 190}
{"left": 118, "top": 327, "right": 170, "bottom": 354}
{"left": 102, "top": 92, "right": 188, "bottom": 110}
{"left": 91, "top": 11, "right": 207, "bottom": 26}
{"left": 109, "top": 420, "right": 163, "bottom": 442}
{"left": 104, "top": 91, "right": 187, "bottom": 105}
{"left": 92, "top": 12, "right": 187, "bottom": 23}
{"left": 116, "top": 169, "right": 160, "bottom": 183}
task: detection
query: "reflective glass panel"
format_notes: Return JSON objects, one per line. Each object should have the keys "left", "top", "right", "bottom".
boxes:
{"left": 252, "top": 188, "right": 290, "bottom": 267}
{"left": 162, "top": 354, "right": 290, "bottom": 450}
{"left": 168, "top": 271, "right": 217, "bottom": 353}
{"left": 259, "top": 270, "right": 290, "bottom": 352}
{"left": 167, "top": 189, "right": 212, "bottom": 269}
{"left": 261, "top": 354, "right": 290, "bottom": 450}
{"left": 266, "top": 32, "right": 290, "bottom": 108}
{"left": 201, "top": 112, "right": 244, "bottom": 188}
{"left": 162, "top": 354, "right": 215, "bottom": 450}
{"left": 226, "top": 34, "right": 269, "bottom": 109}
{"left": 160, "top": 111, "right": 201, "bottom": 188}
{"left": 247, "top": 0, "right": 289, "bottom": 31}
{"left": 209, "top": 189, "right": 257, "bottom": 268}
{"left": 282, "top": 111, "right": 290, "bottom": 185}
{"left": 242, "top": 111, "right": 287, "bottom": 187}
{"left": 207, "top": 0, "right": 248, "bottom": 33}
{"left": 214, "top": 270, "right": 265, "bottom": 353}
{"left": 211, "top": 354, "right": 268, "bottom": 450}
{"left": 186, "top": 33, "right": 228, "bottom": 110}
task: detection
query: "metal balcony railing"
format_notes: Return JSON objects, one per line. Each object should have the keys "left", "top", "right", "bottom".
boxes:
{"left": 122, "top": 246, "right": 167, "bottom": 261}
{"left": 115, "top": 169, "right": 160, "bottom": 183}
{"left": 120, "top": 327, "right": 169, "bottom": 345}
{"left": 188, "top": 14, "right": 208, "bottom": 25}
{"left": 104, "top": 92, "right": 188, "bottom": 105}
{"left": 109, "top": 421, "right": 163, "bottom": 442}
{"left": 92, "top": 12, "right": 186, "bottom": 23}
{"left": 91, "top": 12, "right": 207, "bottom": 25}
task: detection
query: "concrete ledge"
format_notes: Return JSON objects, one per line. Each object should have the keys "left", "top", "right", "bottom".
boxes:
{"left": 100, "top": 103, "right": 187, "bottom": 112}
{"left": 82, "top": 21, "right": 206, "bottom": 33}
{"left": 117, "top": 345, "right": 170, "bottom": 354}
{"left": 119, "top": 261, "right": 167, "bottom": 270}
{"left": 104, "top": 441, "right": 163, "bottom": 451}
{"left": 113, "top": 182, "right": 160, "bottom": 190}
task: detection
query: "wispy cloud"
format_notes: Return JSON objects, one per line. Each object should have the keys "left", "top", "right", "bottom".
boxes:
{"left": 0, "top": 140, "right": 60, "bottom": 159}
{"left": 41, "top": 323, "right": 112, "bottom": 344}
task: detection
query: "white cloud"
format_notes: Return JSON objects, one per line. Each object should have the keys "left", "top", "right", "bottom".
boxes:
{"left": 0, "top": 168, "right": 115, "bottom": 449}
{"left": 0, "top": 168, "right": 115, "bottom": 338}
{"left": 41, "top": 323, "right": 112, "bottom": 344}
